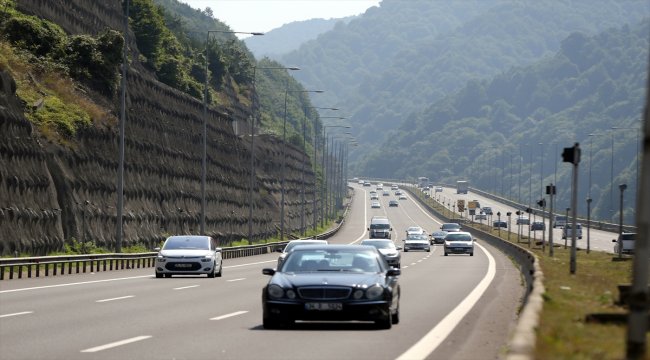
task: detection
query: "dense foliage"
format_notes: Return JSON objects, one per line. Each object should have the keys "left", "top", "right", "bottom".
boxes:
{"left": 151, "top": 0, "right": 321, "bottom": 150}
{"left": 1, "top": 5, "right": 123, "bottom": 96}
{"left": 359, "top": 20, "right": 649, "bottom": 223}
{"left": 276, "top": 0, "right": 648, "bottom": 223}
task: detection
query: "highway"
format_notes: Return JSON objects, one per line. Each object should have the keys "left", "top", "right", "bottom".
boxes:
{"left": 431, "top": 185, "right": 620, "bottom": 254}
{"left": 0, "top": 183, "right": 524, "bottom": 360}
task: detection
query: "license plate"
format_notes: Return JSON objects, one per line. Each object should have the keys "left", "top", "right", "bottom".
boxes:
{"left": 175, "top": 264, "right": 192, "bottom": 268}
{"left": 305, "top": 302, "right": 342, "bottom": 311}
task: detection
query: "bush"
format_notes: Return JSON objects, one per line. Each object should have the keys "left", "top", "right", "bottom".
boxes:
{"left": 1, "top": 15, "right": 67, "bottom": 58}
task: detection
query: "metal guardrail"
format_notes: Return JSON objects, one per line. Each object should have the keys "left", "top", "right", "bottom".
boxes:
{"left": 355, "top": 178, "right": 636, "bottom": 233}
{"left": 464, "top": 186, "right": 636, "bottom": 233}
{"left": 0, "top": 205, "right": 350, "bottom": 281}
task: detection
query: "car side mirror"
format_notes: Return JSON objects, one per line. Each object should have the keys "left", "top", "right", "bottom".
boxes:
{"left": 612, "top": 239, "right": 617, "bottom": 242}
{"left": 367, "top": 227, "right": 370, "bottom": 231}
{"left": 262, "top": 268, "right": 276, "bottom": 276}
{"left": 276, "top": 247, "right": 284, "bottom": 253}
{"left": 215, "top": 248, "right": 222, "bottom": 253}
{"left": 386, "top": 268, "right": 401, "bottom": 277}
{"left": 154, "top": 247, "right": 161, "bottom": 252}
{"left": 390, "top": 228, "right": 393, "bottom": 231}
{"left": 396, "top": 246, "right": 402, "bottom": 250}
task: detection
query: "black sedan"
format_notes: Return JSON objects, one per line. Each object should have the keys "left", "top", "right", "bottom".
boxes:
{"left": 430, "top": 231, "right": 448, "bottom": 245}
{"left": 262, "top": 245, "right": 401, "bottom": 329}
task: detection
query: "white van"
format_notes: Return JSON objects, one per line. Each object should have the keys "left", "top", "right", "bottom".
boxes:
{"left": 553, "top": 215, "right": 568, "bottom": 228}
{"left": 613, "top": 233, "right": 635, "bottom": 254}
{"left": 562, "top": 223, "right": 583, "bottom": 239}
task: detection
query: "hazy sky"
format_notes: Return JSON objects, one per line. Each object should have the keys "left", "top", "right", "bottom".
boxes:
{"left": 180, "top": 0, "right": 381, "bottom": 37}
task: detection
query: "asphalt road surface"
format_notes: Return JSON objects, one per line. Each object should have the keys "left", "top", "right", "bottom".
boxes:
{"left": 0, "top": 183, "right": 524, "bottom": 360}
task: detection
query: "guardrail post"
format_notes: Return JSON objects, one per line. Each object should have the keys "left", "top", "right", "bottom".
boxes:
{"left": 36, "top": 263, "right": 40, "bottom": 278}
{"left": 18, "top": 265, "right": 22, "bottom": 279}
{"left": 27, "top": 265, "right": 32, "bottom": 278}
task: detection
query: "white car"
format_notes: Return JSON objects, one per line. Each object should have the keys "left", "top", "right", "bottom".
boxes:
{"left": 277, "top": 239, "right": 328, "bottom": 268}
{"left": 403, "top": 234, "right": 431, "bottom": 252}
{"left": 405, "top": 226, "right": 425, "bottom": 236}
{"left": 155, "top": 235, "right": 223, "bottom": 278}
{"left": 398, "top": 194, "right": 407, "bottom": 200}
{"left": 562, "top": 223, "right": 583, "bottom": 239}
{"left": 371, "top": 201, "right": 381, "bottom": 208}
{"left": 360, "top": 239, "right": 402, "bottom": 268}
{"left": 443, "top": 232, "right": 474, "bottom": 256}
{"left": 516, "top": 216, "right": 530, "bottom": 225}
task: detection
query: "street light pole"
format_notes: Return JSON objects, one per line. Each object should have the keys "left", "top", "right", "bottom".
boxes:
{"left": 202, "top": 30, "right": 263, "bottom": 235}
{"left": 281, "top": 86, "right": 326, "bottom": 241}
{"left": 321, "top": 123, "right": 350, "bottom": 228}
{"left": 617, "top": 183, "right": 627, "bottom": 259}
{"left": 116, "top": 0, "right": 130, "bottom": 253}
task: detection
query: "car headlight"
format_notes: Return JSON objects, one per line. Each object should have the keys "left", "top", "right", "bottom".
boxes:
{"left": 366, "top": 285, "right": 384, "bottom": 300}
{"left": 353, "top": 289, "right": 364, "bottom": 300}
{"left": 200, "top": 255, "right": 214, "bottom": 262}
{"left": 157, "top": 255, "right": 166, "bottom": 262}
{"left": 267, "top": 284, "right": 285, "bottom": 299}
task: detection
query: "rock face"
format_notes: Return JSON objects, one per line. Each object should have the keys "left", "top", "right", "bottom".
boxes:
{"left": 0, "top": 0, "right": 317, "bottom": 255}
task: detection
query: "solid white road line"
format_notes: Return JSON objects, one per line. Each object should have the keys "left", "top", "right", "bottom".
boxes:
{"left": 95, "top": 295, "right": 134, "bottom": 303}
{"left": 227, "top": 278, "right": 246, "bottom": 282}
{"left": 0, "top": 275, "right": 152, "bottom": 294}
{"left": 0, "top": 311, "right": 33, "bottom": 318}
{"left": 173, "top": 285, "right": 199, "bottom": 290}
{"left": 210, "top": 310, "right": 248, "bottom": 321}
{"left": 396, "top": 242, "right": 497, "bottom": 360}
{"left": 80, "top": 335, "right": 152, "bottom": 353}
{"left": 349, "top": 186, "right": 368, "bottom": 245}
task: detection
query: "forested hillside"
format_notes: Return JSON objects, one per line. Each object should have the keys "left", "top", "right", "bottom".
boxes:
{"left": 244, "top": 17, "right": 352, "bottom": 60}
{"left": 280, "top": 0, "right": 649, "bottom": 169}
{"left": 359, "top": 20, "right": 649, "bottom": 223}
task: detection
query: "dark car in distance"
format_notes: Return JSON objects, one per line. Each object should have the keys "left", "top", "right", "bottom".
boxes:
{"left": 261, "top": 245, "right": 401, "bottom": 329}
{"left": 531, "top": 221, "right": 545, "bottom": 231}
{"left": 430, "top": 231, "right": 448, "bottom": 245}
{"left": 493, "top": 220, "right": 507, "bottom": 228}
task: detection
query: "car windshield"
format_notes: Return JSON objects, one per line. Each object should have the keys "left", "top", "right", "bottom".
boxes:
{"left": 445, "top": 233, "right": 472, "bottom": 242}
{"left": 361, "top": 240, "right": 395, "bottom": 249}
{"left": 433, "top": 232, "right": 447, "bottom": 237}
{"left": 282, "top": 249, "right": 380, "bottom": 273}
{"left": 406, "top": 234, "right": 427, "bottom": 240}
{"left": 163, "top": 237, "right": 209, "bottom": 250}
{"left": 407, "top": 227, "right": 422, "bottom": 232}
{"left": 370, "top": 223, "right": 390, "bottom": 229}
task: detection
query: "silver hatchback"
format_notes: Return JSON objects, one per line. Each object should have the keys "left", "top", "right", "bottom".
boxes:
{"left": 155, "top": 235, "right": 223, "bottom": 278}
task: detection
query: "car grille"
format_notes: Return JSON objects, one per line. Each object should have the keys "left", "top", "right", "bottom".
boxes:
{"left": 165, "top": 262, "right": 202, "bottom": 271}
{"left": 298, "top": 287, "right": 351, "bottom": 300}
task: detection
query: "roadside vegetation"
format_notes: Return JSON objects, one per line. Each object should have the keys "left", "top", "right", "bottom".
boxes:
{"left": 407, "top": 187, "right": 643, "bottom": 359}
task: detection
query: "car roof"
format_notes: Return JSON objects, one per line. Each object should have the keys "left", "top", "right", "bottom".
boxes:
{"left": 360, "top": 239, "right": 392, "bottom": 243}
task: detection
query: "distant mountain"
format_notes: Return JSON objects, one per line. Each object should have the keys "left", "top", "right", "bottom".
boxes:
{"left": 358, "top": 19, "right": 649, "bottom": 223}
{"left": 244, "top": 17, "right": 353, "bottom": 60}
{"left": 279, "top": 0, "right": 649, "bottom": 169}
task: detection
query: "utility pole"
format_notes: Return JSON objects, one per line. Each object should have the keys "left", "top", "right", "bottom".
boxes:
{"left": 547, "top": 184, "right": 555, "bottom": 257}
{"left": 562, "top": 143, "right": 581, "bottom": 274}
{"left": 625, "top": 61, "right": 648, "bottom": 358}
